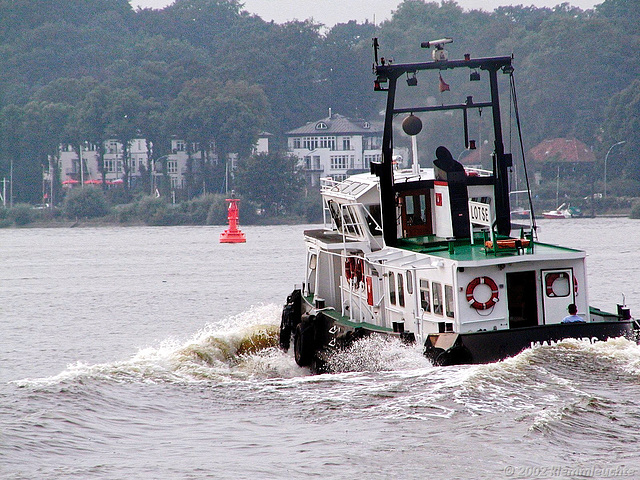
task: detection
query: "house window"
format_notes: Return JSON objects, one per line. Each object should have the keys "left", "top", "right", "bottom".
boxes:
{"left": 318, "top": 136, "right": 336, "bottom": 150}
{"left": 365, "top": 154, "right": 381, "bottom": 165}
{"left": 316, "top": 121, "right": 328, "bottom": 130}
{"left": 175, "top": 140, "right": 186, "bottom": 152}
{"left": 303, "top": 137, "right": 318, "bottom": 150}
{"left": 365, "top": 136, "right": 382, "bottom": 150}
{"left": 330, "top": 155, "right": 348, "bottom": 169}
{"left": 420, "top": 279, "right": 430, "bottom": 312}
{"left": 313, "top": 156, "right": 321, "bottom": 169}
{"left": 167, "top": 160, "right": 178, "bottom": 174}
{"left": 293, "top": 138, "right": 301, "bottom": 149}
{"left": 342, "top": 138, "right": 351, "bottom": 150}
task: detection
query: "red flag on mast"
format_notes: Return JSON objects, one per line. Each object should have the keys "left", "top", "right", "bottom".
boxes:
{"left": 439, "top": 73, "right": 450, "bottom": 92}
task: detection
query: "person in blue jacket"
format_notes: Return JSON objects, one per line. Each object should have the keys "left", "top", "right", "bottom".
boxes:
{"left": 562, "top": 303, "right": 585, "bottom": 323}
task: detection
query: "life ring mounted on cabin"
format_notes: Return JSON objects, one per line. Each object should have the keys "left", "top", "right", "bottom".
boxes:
{"left": 345, "top": 257, "right": 354, "bottom": 281}
{"left": 466, "top": 276, "right": 499, "bottom": 310}
{"left": 344, "top": 257, "right": 365, "bottom": 284}
{"left": 545, "top": 272, "right": 574, "bottom": 297}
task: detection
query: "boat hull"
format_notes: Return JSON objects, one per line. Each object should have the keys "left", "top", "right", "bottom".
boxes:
{"left": 281, "top": 290, "right": 637, "bottom": 370}
{"left": 425, "top": 321, "right": 637, "bottom": 366}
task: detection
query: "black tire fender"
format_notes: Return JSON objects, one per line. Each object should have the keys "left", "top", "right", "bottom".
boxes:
{"left": 279, "top": 305, "right": 292, "bottom": 351}
{"left": 294, "top": 319, "right": 316, "bottom": 367}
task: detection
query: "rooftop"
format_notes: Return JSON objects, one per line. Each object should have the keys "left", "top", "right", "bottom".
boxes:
{"left": 287, "top": 113, "right": 383, "bottom": 136}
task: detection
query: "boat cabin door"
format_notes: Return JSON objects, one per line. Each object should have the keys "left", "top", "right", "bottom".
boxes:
{"left": 541, "top": 269, "right": 575, "bottom": 324}
{"left": 400, "top": 190, "right": 432, "bottom": 238}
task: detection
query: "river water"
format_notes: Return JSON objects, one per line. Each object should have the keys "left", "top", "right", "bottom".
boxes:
{"left": 1, "top": 219, "right": 640, "bottom": 479}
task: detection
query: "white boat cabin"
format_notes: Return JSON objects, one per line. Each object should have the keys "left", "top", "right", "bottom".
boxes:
{"left": 303, "top": 167, "right": 591, "bottom": 344}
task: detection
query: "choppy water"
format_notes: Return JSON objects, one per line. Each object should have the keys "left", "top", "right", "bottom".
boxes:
{"left": 2, "top": 220, "right": 640, "bottom": 479}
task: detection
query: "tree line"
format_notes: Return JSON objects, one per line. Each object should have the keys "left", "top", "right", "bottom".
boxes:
{"left": 0, "top": 0, "right": 638, "bottom": 214}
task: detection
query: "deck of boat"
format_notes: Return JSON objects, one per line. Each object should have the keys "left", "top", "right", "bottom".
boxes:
{"left": 397, "top": 234, "right": 583, "bottom": 263}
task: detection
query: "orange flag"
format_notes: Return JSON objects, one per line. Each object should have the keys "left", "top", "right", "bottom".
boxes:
{"left": 439, "top": 73, "right": 450, "bottom": 92}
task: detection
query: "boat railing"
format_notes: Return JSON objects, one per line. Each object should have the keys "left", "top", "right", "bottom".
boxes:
{"left": 339, "top": 202, "right": 383, "bottom": 250}
{"left": 339, "top": 257, "right": 382, "bottom": 323}
{"left": 465, "top": 166, "right": 493, "bottom": 177}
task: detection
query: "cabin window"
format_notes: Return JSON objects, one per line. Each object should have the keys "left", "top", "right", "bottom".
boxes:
{"left": 342, "top": 205, "right": 361, "bottom": 237}
{"left": 389, "top": 272, "right": 396, "bottom": 305}
{"left": 328, "top": 201, "right": 343, "bottom": 230}
{"left": 420, "top": 279, "right": 430, "bottom": 312}
{"left": 545, "top": 272, "right": 571, "bottom": 297}
{"left": 406, "top": 194, "right": 427, "bottom": 226}
{"left": 433, "top": 282, "right": 443, "bottom": 315}
{"left": 398, "top": 273, "right": 405, "bottom": 307}
{"left": 308, "top": 253, "right": 317, "bottom": 270}
{"left": 366, "top": 204, "right": 382, "bottom": 236}
{"left": 445, "top": 285, "right": 455, "bottom": 318}
{"left": 406, "top": 272, "right": 413, "bottom": 295}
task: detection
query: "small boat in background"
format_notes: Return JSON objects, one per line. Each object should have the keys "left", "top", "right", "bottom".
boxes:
{"left": 542, "top": 203, "right": 582, "bottom": 219}
{"left": 510, "top": 206, "right": 531, "bottom": 220}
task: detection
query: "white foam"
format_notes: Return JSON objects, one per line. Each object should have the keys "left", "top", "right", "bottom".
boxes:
{"left": 14, "top": 304, "right": 304, "bottom": 388}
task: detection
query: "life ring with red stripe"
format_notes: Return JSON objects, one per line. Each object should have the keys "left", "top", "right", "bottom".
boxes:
{"left": 354, "top": 258, "right": 364, "bottom": 284}
{"left": 345, "top": 257, "right": 354, "bottom": 280}
{"left": 545, "top": 272, "right": 572, "bottom": 297}
{"left": 466, "top": 276, "right": 499, "bottom": 310}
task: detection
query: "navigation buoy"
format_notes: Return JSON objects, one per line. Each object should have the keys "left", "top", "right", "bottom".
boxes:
{"left": 219, "top": 198, "right": 246, "bottom": 243}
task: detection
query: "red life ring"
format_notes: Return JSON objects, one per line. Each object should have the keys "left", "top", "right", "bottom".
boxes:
{"left": 355, "top": 258, "right": 364, "bottom": 283}
{"left": 466, "top": 276, "right": 499, "bottom": 310}
{"left": 545, "top": 272, "right": 571, "bottom": 297}
{"left": 345, "top": 258, "right": 353, "bottom": 280}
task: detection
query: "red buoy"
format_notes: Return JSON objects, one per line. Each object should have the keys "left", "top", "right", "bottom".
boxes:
{"left": 219, "top": 198, "right": 246, "bottom": 243}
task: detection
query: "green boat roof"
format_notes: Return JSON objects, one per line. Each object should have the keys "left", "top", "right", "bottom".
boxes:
{"left": 396, "top": 234, "right": 583, "bottom": 263}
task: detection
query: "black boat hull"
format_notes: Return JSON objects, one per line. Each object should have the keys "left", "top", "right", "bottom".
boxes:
{"left": 281, "top": 289, "right": 638, "bottom": 370}
{"left": 425, "top": 321, "right": 637, "bottom": 366}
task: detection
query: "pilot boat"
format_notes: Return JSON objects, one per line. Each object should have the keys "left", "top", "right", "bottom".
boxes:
{"left": 280, "top": 38, "right": 637, "bottom": 369}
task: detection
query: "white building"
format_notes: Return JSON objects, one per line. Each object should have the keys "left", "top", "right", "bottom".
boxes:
{"left": 286, "top": 112, "right": 385, "bottom": 186}
{"left": 54, "top": 133, "right": 271, "bottom": 192}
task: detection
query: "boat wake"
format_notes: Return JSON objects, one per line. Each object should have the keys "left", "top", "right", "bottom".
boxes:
{"left": 15, "top": 315, "right": 640, "bottom": 434}
{"left": 14, "top": 304, "right": 307, "bottom": 389}
{"left": 323, "top": 335, "right": 433, "bottom": 373}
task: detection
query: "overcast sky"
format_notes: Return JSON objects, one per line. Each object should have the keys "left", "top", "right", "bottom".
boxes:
{"left": 131, "top": 0, "right": 600, "bottom": 26}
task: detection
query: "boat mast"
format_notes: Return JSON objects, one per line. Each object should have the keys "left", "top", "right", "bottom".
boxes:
{"left": 372, "top": 39, "right": 514, "bottom": 244}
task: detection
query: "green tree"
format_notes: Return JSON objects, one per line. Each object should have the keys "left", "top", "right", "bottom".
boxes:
{"left": 234, "top": 152, "right": 303, "bottom": 216}
{"left": 62, "top": 186, "right": 110, "bottom": 218}
{"left": 104, "top": 87, "right": 146, "bottom": 194}
{"left": 601, "top": 80, "right": 640, "bottom": 180}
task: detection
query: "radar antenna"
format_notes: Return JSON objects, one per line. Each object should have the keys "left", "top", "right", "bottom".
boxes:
{"left": 420, "top": 37, "right": 453, "bottom": 61}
